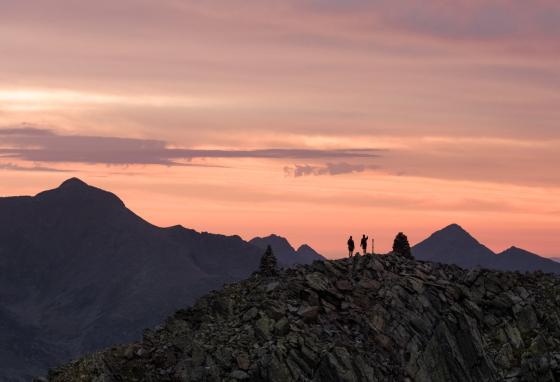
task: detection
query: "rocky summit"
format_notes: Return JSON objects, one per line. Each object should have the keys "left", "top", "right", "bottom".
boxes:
{"left": 48, "top": 253, "right": 560, "bottom": 382}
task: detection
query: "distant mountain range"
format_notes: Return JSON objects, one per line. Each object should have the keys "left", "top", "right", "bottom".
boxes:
{"left": 250, "top": 234, "right": 323, "bottom": 266}
{"left": 0, "top": 178, "right": 323, "bottom": 381}
{"left": 413, "top": 223, "right": 560, "bottom": 274}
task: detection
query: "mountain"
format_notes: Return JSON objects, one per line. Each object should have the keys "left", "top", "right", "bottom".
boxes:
{"left": 295, "top": 244, "right": 324, "bottom": 263}
{"left": 495, "top": 246, "right": 560, "bottom": 273}
{"left": 0, "top": 178, "right": 322, "bottom": 381}
{"left": 552, "top": 257, "right": 560, "bottom": 263}
{"left": 412, "top": 224, "right": 495, "bottom": 269}
{"left": 413, "top": 224, "right": 560, "bottom": 274}
{"left": 49, "top": 252, "right": 560, "bottom": 382}
{"left": 249, "top": 234, "right": 324, "bottom": 266}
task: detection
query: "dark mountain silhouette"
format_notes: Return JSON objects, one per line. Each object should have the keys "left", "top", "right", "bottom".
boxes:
{"left": 0, "top": 178, "right": 322, "bottom": 381}
{"left": 412, "top": 224, "right": 495, "bottom": 268}
{"left": 295, "top": 244, "right": 324, "bottom": 263}
{"left": 413, "top": 223, "right": 560, "bottom": 274}
{"left": 552, "top": 257, "right": 560, "bottom": 263}
{"left": 249, "top": 234, "right": 324, "bottom": 266}
{"left": 495, "top": 246, "right": 560, "bottom": 273}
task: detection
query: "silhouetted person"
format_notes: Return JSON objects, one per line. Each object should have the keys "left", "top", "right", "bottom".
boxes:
{"left": 393, "top": 232, "right": 413, "bottom": 259}
{"left": 347, "top": 236, "right": 355, "bottom": 257}
{"left": 360, "top": 234, "right": 369, "bottom": 255}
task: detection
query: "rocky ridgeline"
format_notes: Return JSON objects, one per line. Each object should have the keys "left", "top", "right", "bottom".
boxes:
{"left": 48, "top": 253, "right": 560, "bottom": 382}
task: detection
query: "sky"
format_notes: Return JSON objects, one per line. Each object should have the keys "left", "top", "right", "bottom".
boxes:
{"left": 1, "top": 0, "right": 559, "bottom": 258}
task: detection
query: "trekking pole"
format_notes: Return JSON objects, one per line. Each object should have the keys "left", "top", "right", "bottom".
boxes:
{"left": 372, "top": 238, "right": 375, "bottom": 255}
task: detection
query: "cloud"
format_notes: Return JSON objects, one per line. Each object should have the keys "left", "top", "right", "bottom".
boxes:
{"left": 0, "top": 162, "right": 71, "bottom": 173}
{"left": 304, "top": 0, "right": 560, "bottom": 45}
{"left": 0, "top": 126, "right": 55, "bottom": 136}
{"left": 284, "top": 162, "right": 378, "bottom": 177}
{"left": 4, "top": 1, "right": 559, "bottom": 46}
{"left": 0, "top": 127, "right": 381, "bottom": 166}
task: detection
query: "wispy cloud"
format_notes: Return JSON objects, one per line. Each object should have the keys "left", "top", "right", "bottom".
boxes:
{"left": 305, "top": 0, "right": 560, "bottom": 46}
{"left": 284, "top": 162, "right": 378, "bottom": 177}
{"left": 0, "top": 127, "right": 381, "bottom": 166}
{"left": 0, "top": 126, "right": 55, "bottom": 136}
{"left": 0, "top": 162, "right": 71, "bottom": 173}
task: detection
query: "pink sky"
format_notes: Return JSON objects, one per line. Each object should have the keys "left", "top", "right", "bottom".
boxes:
{"left": 1, "top": 1, "right": 559, "bottom": 258}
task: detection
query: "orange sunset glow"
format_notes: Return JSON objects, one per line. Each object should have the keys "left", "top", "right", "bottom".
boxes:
{"left": 1, "top": 0, "right": 559, "bottom": 258}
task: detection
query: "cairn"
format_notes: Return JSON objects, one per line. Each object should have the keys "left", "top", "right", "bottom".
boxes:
{"left": 259, "top": 245, "right": 278, "bottom": 276}
{"left": 392, "top": 232, "right": 413, "bottom": 259}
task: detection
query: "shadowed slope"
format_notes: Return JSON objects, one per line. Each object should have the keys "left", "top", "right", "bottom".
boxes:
{"left": 0, "top": 179, "right": 266, "bottom": 380}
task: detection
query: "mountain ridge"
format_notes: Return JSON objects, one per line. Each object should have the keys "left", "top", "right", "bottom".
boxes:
{"left": 48, "top": 252, "right": 560, "bottom": 382}
{"left": 413, "top": 224, "right": 560, "bottom": 274}
{"left": 0, "top": 178, "right": 323, "bottom": 381}
{"left": 250, "top": 234, "right": 325, "bottom": 266}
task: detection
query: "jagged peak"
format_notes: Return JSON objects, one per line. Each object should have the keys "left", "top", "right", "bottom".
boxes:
{"left": 255, "top": 233, "right": 288, "bottom": 241}
{"left": 249, "top": 235, "right": 325, "bottom": 264}
{"left": 250, "top": 234, "right": 294, "bottom": 250}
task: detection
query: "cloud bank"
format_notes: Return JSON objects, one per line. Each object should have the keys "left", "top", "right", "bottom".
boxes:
{"left": 0, "top": 127, "right": 380, "bottom": 166}
{"left": 0, "top": 162, "right": 72, "bottom": 173}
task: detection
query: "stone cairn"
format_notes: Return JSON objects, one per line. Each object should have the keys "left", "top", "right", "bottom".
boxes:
{"left": 259, "top": 245, "right": 278, "bottom": 276}
{"left": 392, "top": 232, "right": 413, "bottom": 259}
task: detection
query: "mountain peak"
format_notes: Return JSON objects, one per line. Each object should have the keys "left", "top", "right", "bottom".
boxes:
{"left": 35, "top": 177, "right": 126, "bottom": 209}
{"left": 499, "top": 246, "right": 534, "bottom": 256}
{"left": 432, "top": 223, "right": 479, "bottom": 242}
{"left": 250, "top": 235, "right": 295, "bottom": 253}
{"left": 249, "top": 235, "right": 323, "bottom": 265}
{"left": 59, "top": 177, "right": 89, "bottom": 189}
{"left": 296, "top": 243, "right": 325, "bottom": 262}
{"left": 440, "top": 223, "right": 468, "bottom": 234}
{"left": 413, "top": 223, "right": 495, "bottom": 267}
{"left": 260, "top": 234, "right": 287, "bottom": 241}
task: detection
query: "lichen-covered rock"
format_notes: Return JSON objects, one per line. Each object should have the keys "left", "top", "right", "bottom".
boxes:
{"left": 48, "top": 255, "right": 560, "bottom": 382}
